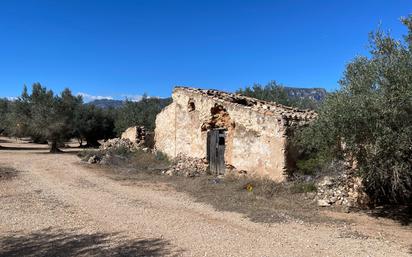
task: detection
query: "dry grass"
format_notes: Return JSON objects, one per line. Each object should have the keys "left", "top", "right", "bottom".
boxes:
{"left": 164, "top": 175, "right": 337, "bottom": 224}
{"left": 78, "top": 148, "right": 170, "bottom": 171}
{"left": 78, "top": 147, "right": 346, "bottom": 224}
{"left": 83, "top": 154, "right": 344, "bottom": 225}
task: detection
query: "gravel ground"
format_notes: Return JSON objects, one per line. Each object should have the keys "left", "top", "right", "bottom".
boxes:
{"left": 0, "top": 138, "right": 410, "bottom": 257}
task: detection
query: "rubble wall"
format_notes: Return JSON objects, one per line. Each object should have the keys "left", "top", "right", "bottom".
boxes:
{"left": 121, "top": 126, "right": 148, "bottom": 146}
{"left": 121, "top": 127, "right": 138, "bottom": 143}
{"left": 155, "top": 87, "right": 292, "bottom": 181}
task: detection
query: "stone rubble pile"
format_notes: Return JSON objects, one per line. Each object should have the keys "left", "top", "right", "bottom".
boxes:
{"left": 86, "top": 138, "right": 149, "bottom": 165}
{"left": 87, "top": 155, "right": 101, "bottom": 164}
{"left": 162, "top": 153, "right": 209, "bottom": 177}
{"left": 315, "top": 171, "right": 369, "bottom": 208}
{"left": 99, "top": 138, "right": 138, "bottom": 151}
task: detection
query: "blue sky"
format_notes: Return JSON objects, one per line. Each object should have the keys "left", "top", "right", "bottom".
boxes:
{"left": 0, "top": 0, "right": 410, "bottom": 101}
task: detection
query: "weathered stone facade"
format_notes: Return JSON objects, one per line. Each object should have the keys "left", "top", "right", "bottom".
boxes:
{"left": 155, "top": 87, "right": 315, "bottom": 181}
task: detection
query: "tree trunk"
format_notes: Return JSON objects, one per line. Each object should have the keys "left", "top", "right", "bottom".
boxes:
{"left": 50, "top": 140, "right": 62, "bottom": 153}
{"left": 78, "top": 138, "right": 83, "bottom": 148}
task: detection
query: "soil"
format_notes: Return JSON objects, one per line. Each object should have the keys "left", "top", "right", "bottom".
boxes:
{"left": 0, "top": 137, "right": 411, "bottom": 256}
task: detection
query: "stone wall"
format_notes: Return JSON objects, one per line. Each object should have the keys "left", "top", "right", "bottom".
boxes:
{"left": 155, "top": 87, "right": 315, "bottom": 181}
{"left": 121, "top": 127, "right": 138, "bottom": 143}
{"left": 121, "top": 126, "right": 147, "bottom": 146}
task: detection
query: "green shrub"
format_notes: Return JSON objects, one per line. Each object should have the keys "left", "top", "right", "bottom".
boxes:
{"left": 290, "top": 182, "right": 317, "bottom": 194}
{"left": 296, "top": 153, "right": 330, "bottom": 175}
{"left": 107, "top": 144, "right": 132, "bottom": 157}
{"left": 155, "top": 151, "right": 169, "bottom": 163}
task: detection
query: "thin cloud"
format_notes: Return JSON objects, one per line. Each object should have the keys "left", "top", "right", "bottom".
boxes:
{"left": 77, "top": 92, "right": 113, "bottom": 102}
{"left": 121, "top": 94, "right": 143, "bottom": 102}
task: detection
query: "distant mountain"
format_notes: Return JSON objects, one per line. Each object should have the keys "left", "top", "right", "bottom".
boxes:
{"left": 284, "top": 87, "right": 328, "bottom": 102}
{"left": 86, "top": 87, "right": 328, "bottom": 110}
{"left": 86, "top": 99, "right": 124, "bottom": 109}
{"left": 86, "top": 98, "right": 172, "bottom": 109}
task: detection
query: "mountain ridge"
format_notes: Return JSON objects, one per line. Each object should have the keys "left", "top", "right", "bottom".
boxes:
{"left": 283, "top": 87, "right": 328, "bottom": 102}
{"left": 86, "top": 87, "right": 328, "bottom": 109}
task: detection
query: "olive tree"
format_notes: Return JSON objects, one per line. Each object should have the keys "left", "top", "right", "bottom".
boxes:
{"left": 296, "top": 16, "right": 412, "bottom": 204}
{"left": 73, "top": 104, "right": 115, "bottom": 147}
{"left": 0, "top": 98, "right": 10, "bottom": 134}
{"left": 18, "top": 83, "right": 82, "bottom": 152}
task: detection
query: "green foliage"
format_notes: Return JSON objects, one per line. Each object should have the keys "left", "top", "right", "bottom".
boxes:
{"left": 155, "top": 151, "right": 169, "bottom": 163}
{"left": 114, "top": 97, "right": 171, "bottom": 135}
{"left": 107, "top": 144, "right": 133, "bottom": 157}
{"left": 236, "top": 81, "right": 321, "bottom": 109}
{"left": 4, "top": 85, "right": 32, "bottom": 138}
{"left": 73, "top": 105, "right": 115, "bottom": 147}
{"left": 0, "top": 98, "right": 11, "bottom": 134}
{"left": 290, "top": 182, "right": 317, "bottom": 194}
{"left": 296, "top": 153, "right": 330, "bottom": 176}
{"left": 237, "top": 81, "right": 290, "bottom": 105}
{"left": 6, "top": 84, "right": 82, "bottom": 152}
{"left": 28, "top": 84, "right": 82, "bottom": 151}
{"left": 297, "top": 16, "right": 412, "bottom": 204}
{"left": 2, "top": 84, "right": 171, "bottom": 151}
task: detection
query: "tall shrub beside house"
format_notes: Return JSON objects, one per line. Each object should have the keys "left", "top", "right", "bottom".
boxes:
{"left": 296, "top": 16, "right": 412, "bottom": 204}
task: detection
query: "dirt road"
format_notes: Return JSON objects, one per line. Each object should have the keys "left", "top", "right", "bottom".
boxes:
{"left": 0, "top": 139, "right": 410, "bottom": 256}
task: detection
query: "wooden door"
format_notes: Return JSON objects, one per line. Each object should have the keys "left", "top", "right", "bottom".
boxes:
{"left": 207, "top": 129, "right": 225, "bottom": 175}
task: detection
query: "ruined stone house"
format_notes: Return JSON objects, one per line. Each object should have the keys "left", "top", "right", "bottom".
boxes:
{"left": 155, "top": 87, "right": 316, "bottom": 181}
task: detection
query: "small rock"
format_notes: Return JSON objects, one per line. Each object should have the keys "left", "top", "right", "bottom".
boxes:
{"left": 317, "top": 199, "right": 331, "bottom": 207}
{"left": 209, "top": 178, "right": 221, "bottom": 184}
{"left": 88, "top": 155, "right": 100, "bottom": 164}
{"left": 100, "top": 157, "right": 108, "bottom": 165}
{"left": 318, "top": 176, "right": 333, "bottom": 187}
{"left": 304, "top": 175, "right": 314, "bottom": 182}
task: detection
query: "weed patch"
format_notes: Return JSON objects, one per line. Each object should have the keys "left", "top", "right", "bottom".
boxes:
{"left": 290, "top": 181, "right": 317, "bottom": 194}
{"left": 0, "top": 167, "right": 20, "bottom": 180}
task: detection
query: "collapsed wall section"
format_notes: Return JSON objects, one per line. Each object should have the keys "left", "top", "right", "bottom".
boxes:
{"left": 121, "top": 126, "right": 147, "bottom": 146}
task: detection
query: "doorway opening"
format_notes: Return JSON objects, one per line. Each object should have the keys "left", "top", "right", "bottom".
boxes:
{"left": 207, "top": 129, "right": 226, "bottom": 175}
